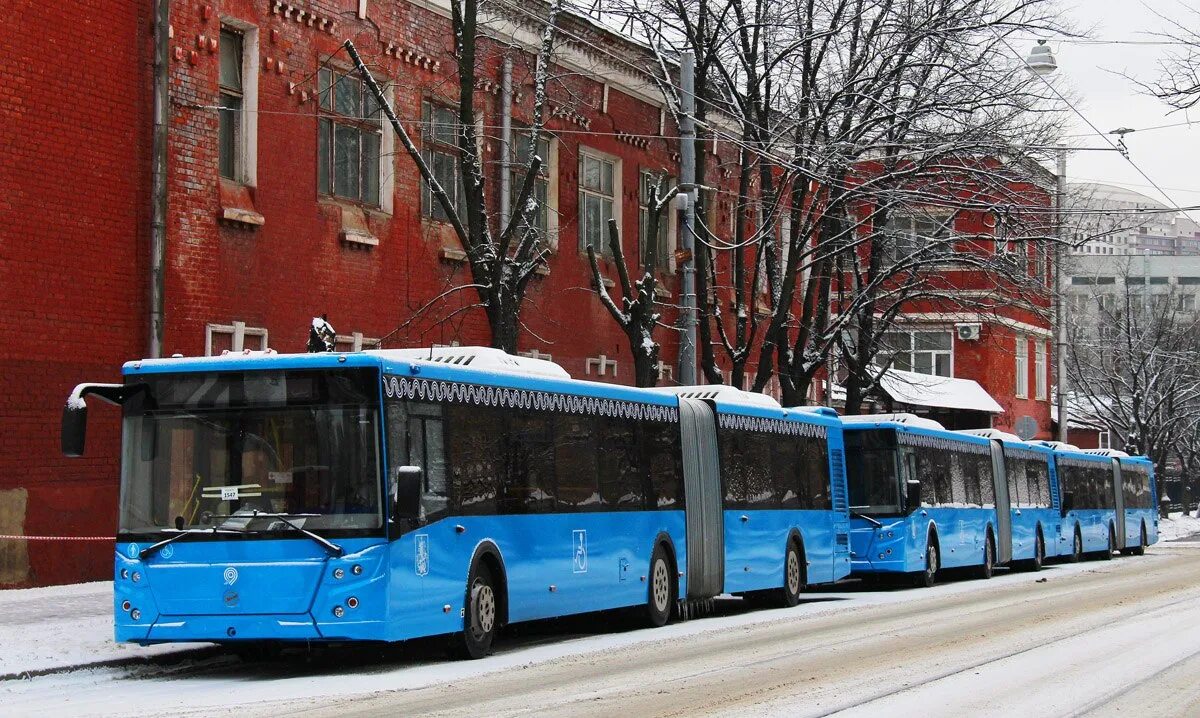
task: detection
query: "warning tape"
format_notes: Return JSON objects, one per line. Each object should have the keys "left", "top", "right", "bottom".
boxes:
{"left": 0, "top": 535, "right": 113, "bottom": 541}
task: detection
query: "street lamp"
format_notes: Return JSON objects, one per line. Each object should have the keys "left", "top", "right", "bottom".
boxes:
{"left": 1025, "top": 40, "right": 1058, "bottom": 76}
{"left": 1025, "top": 39, "right": 1069, "bottom": 442}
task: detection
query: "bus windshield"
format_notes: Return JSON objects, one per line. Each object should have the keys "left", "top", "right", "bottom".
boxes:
{"left": 118, "top": 368, "right": 382, "bottom": 535}
{"left": 845, "top": 429, "right": 902, "bottom": 515}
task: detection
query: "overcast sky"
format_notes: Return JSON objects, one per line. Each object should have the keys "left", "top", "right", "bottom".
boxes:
{"left": 1047, "top": 0, "right": 1199, "bottom": 208}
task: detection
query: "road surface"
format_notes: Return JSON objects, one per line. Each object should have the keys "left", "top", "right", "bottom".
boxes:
{"left": 5, "top": 544, "right": 1199, "bottom": 717}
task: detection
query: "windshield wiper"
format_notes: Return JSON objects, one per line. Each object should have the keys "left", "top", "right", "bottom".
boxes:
{"left": 138, "top": 527, "right": 255, "bottom": 560}
{"left": 242, "top": 510, "right": 344, "bottom": 557}
{"left": 850, "top": 511, "right": 883, "bottom": 528}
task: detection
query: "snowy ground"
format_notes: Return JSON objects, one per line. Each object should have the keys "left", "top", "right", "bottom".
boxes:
{"left": 2, "top": 547, "right": 1198, "bottom": 717}
{"left": 1158, "top": 511, "right": 1200, "bottom": 542}
{"left": 0, "top": 582, "right": 206, "bottom": 677}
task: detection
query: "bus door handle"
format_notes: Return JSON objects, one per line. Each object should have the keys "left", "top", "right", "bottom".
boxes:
{"left": 740, "top": 514, "right": 750, "bottom": 523}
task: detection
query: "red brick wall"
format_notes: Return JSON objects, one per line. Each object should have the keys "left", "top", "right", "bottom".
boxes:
{"left": 0, "top": 1, "right": 153, "bottom": 584}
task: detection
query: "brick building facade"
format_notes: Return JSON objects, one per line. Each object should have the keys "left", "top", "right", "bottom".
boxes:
{"left": 2, "top": 0, "right": 1052, "bottom": 586}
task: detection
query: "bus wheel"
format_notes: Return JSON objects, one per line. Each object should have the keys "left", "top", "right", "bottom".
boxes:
{"left": 914, "top": 541, "right": 939, "bottom": 588}
{"left": 976, "top": 534, "right": 995, "bottom": 579}
{"left": 1133, "top": 524, "right": 1147, "bottom": 556}
{"left": 646, "top": 543, "right": 674, "bottom": 627}
{"left": 773, "top": 541, "right": 805, "bottom": 608}
{"left": 1069, "top": 529, "right": 1082, "bottom": 563}
{"left": 1101, "top": 527, "right": 1115, "bottom": 561}
{"left": 449, "top": 562, "right": 498, "bottom": 660}
{"left": 1030, "top": 532, "right": 1045, "bottom": 571}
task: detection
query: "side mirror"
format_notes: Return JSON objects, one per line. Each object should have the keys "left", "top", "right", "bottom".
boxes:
{"left": 906, "top": 479, "right": 922, "bottom": 513}
{"left": 62, "top": 402, "right": 88, "bottom": 457}
{"left": 1061, "top": 491, "right": 1075, "bottom": 517}
{"left": 392, "top": 465, "right": 423, "bottom": 521}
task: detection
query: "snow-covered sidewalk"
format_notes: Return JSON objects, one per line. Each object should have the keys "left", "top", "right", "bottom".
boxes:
{"left": 1158, "top": 511, "right": 1200, "bottom": 542}
{"left": 0, "top": 581, "right": 206, "bottom": 677}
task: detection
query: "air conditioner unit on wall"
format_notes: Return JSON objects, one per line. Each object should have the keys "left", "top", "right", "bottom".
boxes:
{"left": 956, "top": 323, "right": 982, "bottom": 341}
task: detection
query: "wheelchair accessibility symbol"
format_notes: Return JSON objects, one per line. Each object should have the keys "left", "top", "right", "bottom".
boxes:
{"left": 572, "top": 529, "right": 587, "bottom": 573}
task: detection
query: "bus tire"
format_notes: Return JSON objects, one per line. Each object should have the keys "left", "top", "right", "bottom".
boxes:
{"left": 1030, "top": 530, "right": 1045, "bottom": 571}
{"left": 1101, "top": 525, "right": 1115, "bottom": 561}
{"left": 976, "top": 532, "right": 995, "bottom": 579}
{"left": 646, "top": 543, "right": 675, "bottom": 627}
{"left": 1068, "top": 527, "right": 1082, "bottom": 563}
{"left": 772, "top": 540, "right": 805, "bottom": 608}
{"left": 1133, "top": 523, "right": 1147, "bottom": 556}
{"left": 449, "top": 561, "right": 499, "bottom": 660}
{"left": 914, "top": 537, "right": 939, "bottom": 588}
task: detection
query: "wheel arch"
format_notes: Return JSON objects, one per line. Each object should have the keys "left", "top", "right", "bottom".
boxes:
{"left": 468, "top": 540, "right": 508, "bottom": 627}
{"left": 786, "top": 527, "right": 808, "bottom": 582}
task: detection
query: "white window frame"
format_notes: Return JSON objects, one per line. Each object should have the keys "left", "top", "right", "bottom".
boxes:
{"left": 333, "top": 332, "right": 378, "bottom": 353}
{"left": 1098, "top": 431, "right": 1111, "bottom": 449}
{"left": 578, "top": 147, "right": 621, "bottom": 254}
{"left": 881, "top": 329, "right": 954, "bottom": 377}
{"left": 1034, "top": 340, "right": 1048, "bottom": 400}
{"left": 219, "top": 19, "right": 259, "bottom": 186}
{"left": 205, "top": 321, "right": 268, "bottom": 356}
{"left": 1015, "top": 335, "right": 1029, "bottom": 399}
{"left": 318, "top": 65, "right": 394, "bottom": 212}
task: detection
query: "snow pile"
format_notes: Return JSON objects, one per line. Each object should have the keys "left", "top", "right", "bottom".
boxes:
{"left": 1158, "top": 511, "right": 1200, "bottom": 542}
{"left": 0, "top": 581, "right": 203, "bottom": 676}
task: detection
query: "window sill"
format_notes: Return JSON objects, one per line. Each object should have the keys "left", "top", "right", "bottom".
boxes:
{"left": 332, "top": 202, "right": 379, "bottom": 247}
{"left": 654, "top": 285, "right": 672, "bottom": 299}
{"left": 441, "top": 246, "right": 468, "bottom": 262}
{"left": 219, "top": 180, "right": 265, "bottom": 228}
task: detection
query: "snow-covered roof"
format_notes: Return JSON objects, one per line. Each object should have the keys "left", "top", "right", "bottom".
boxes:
{"left": 877, "top": 369, "right": 1004, "bottom": 414}
{"left": 840, "top": 413, "right": 947, "bottom": 431}
{"left": 369, "top": 347, "right": 570, "bottom": 380}
{"left": 651, "top": 385, "right": 782, "bottom": 409}
{"left": 957, "top": 428, "right": 1021, "bottom": 442}
{"left": 1082, "top": 448, "right": 1130, "bottom": 458}
{"left": 1034, "top": 440, "right": 1081, "bottom": 451}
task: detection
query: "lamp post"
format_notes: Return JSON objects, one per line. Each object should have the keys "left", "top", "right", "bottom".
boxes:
{"left": 1025, "top": 40, "right": 1070, "bottom": 443}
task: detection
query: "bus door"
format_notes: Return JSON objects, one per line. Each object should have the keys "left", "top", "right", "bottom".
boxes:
{"left": 989, "top": 440, "right": 1013, "bottom": 564}
{"left": 1110, "top": 458, "right": 1126, "bottom": 548}
{"left": 678, "top": 398, "right": 724, "bottom": 601}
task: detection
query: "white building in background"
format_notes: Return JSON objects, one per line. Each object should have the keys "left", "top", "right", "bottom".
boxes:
{"left": 1068, "top": 182, "right": 1200, "bottom": 256}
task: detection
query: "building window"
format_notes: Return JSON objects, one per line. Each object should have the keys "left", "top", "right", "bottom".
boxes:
{"left": 1035, "top": 341, "right": 1048, "bottom": 400}
{"left": 1098, "top": 430, "right": 1111, "bottom": 449}
{"left": 218, "top": 29, "right": 243, "bottom": 180}
{"left": 217, "top": 24, "right": 258, "bottom": 184}
{"left": 884, "top": 213, "right": 953, "bottom": 264}
{"left": 511, "top": 130, "right": 552, "bottom": 243}
{"left": 1180, "top": 294, "right": 1196, "bottom": 312}
{"left": 579, "top": 149, "right": 618, "bottom": 253}
{"left": 1015, "top": 336, "right": 1029, "bottom": 399}
{"left": 880, "top": 330, "right": 952, "bottom": 377}
{"left": 639, "top": 171, "right": 674, "bottom": 270}
{"left": 318, "top": 67, "right": 383, "bottom": 205}
{"left": 421, "top": 101, "right": 461, "bottom": 222}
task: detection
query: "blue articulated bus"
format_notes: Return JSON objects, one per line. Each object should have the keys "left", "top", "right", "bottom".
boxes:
{"left": 842, "top": 414, "right": 1014, "bottom": 586}
{"left": 62, "top": 347, "right": 849, "bottom": 659}
{"left": 650, "top": 386, "right": 851, "bottom": 608}
{"left": 958, "top": 429, "right": 1065, "bottom": 569}
{"left": 1114, "top": 453, "right": 1158, "bottom": 554}
{"left": 1043, "top": 444, "right": 1126, "bottom": 560}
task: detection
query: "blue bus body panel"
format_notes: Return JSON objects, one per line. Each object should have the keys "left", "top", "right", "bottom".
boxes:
{"left": 1010, "top": 508, "right": 1066, "bottom": 560}
{"left": 1120, "top": 457, "right": 1158, "bottom": 549}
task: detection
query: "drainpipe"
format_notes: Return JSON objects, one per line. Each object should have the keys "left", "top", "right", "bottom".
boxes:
{"left": 498, "top": 57, "right": 513, "bottom": 229}
{"left": 149, "top": 0, "right": 170, "bottom": 358}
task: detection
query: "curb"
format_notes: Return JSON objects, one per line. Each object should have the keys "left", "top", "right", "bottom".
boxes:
{"left": 0, "top": 646, "right": 227, "bottom": 683}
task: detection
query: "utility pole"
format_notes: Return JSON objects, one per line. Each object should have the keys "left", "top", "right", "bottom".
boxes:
{"left": 1055, "top": 148, "right": 1069, "bottom": 442}
{"left": 149, "top": 0, "right": 170, "bottom": 358}
{"left": 677, "top": 50, "right": 698, "bottom": 386}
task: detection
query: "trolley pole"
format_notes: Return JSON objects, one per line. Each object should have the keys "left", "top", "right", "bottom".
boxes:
{"left": 677, "top": 50, "right": 698, "bottom": 386}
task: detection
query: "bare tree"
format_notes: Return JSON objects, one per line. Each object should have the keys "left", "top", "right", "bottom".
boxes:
{"left": 1134, "top": 2, "right": 1200, "bottom": 111}
{"left": 1065, "top": 257, "right": 1200, "bottom": 475}
{"left": 347, "top": 0, "right": 565, "bottom": 352}
{"left": 586, "top": 182, "right": 679, "bottom": 387}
